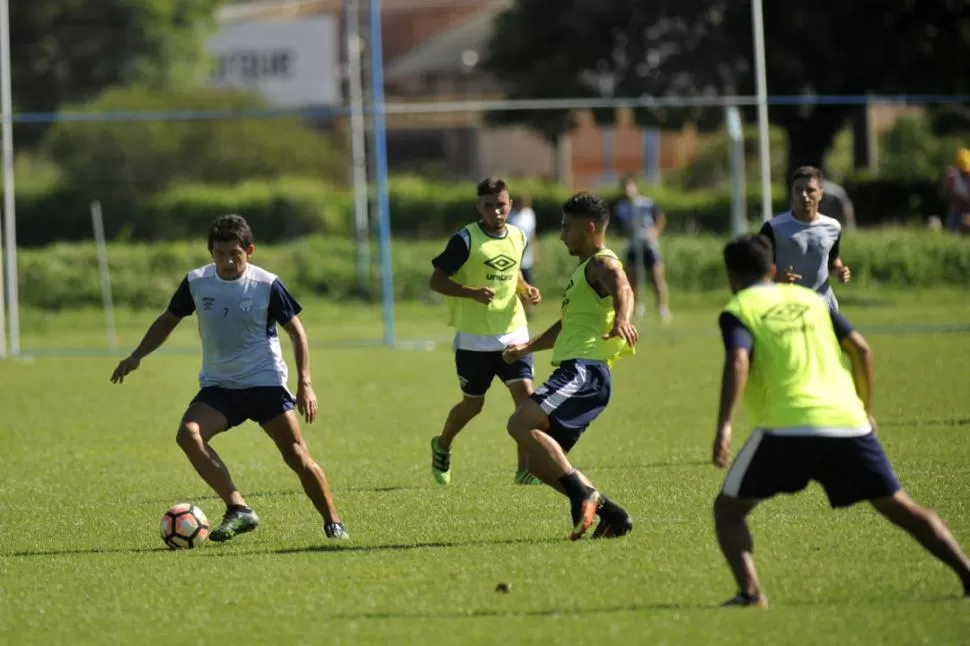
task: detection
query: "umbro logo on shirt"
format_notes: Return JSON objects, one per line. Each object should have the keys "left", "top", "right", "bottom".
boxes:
{"left": 483, "top": 254, "right": 517, "bottom": 272}
{"left": 761, "top": 303, "right": 810, "bottom": 324}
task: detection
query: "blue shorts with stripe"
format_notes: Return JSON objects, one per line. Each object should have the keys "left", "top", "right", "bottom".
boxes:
{"left": 530, "top": 359, "right": 611, "bottom": 452}
{"left": 191, "top": 386, "right": 295, "bottom": 429}
{"left": 455, "top": 349, "right": 534, "bottom": 397}
{"left": 721, "top": 430, "right": 901, "bottom": 508}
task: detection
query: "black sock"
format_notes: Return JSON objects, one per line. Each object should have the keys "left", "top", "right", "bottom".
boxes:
{"left": 558, "top": 470, "right": 591, "bottom": 502}
{"left": 227, "top": 504, "right": 251, "bottom": 514}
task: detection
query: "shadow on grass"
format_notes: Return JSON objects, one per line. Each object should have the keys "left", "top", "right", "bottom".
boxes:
{"left": 326, "top": 602, "right": 713, "bottom": 621}
{"left": 324, "top": 592, "right": 970, "bottom": 621}
{"left": 143, "top": 485, "right": 421, "bottom": 505}
{"left": 4, "top": 546, "right": 169, "bottom": 558}
{"left": 2, "top": 534, "right": 614, "bottom": 560}
{"left": 881, "top": 418, "right": 970, "bottom": 428}
{"left": 272, "top": 535, "right": 564, "bottom": 556}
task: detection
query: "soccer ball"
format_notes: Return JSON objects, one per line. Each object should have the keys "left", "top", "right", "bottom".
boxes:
{"left": 160, "top": 503, "right": 210, "bottom": 550}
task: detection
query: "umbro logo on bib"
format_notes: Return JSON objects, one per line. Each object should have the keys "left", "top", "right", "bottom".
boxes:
{"left": 483, "top": 254, "right": 517, "bottom": 272}
{"left": 761, "top": 303, "right": 809, "bottom": 324}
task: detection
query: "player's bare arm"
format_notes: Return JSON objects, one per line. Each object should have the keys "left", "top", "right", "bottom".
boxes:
{"left": 503, "top": 320, "right": 562, "bottom": 364}
{"left": 655, "top": 210, "right": 667, "bottom": 237}
{"left": 714, "top": 347, "right": 751, "bottom": 468}
{"left": 282, "top": 315, "right": 318, "bottom": 424}
{"left": 110, "top": 311, "right": 182, "bottom": 383}
{"left": 841, "top": 330, "right": 874, "bottom": 422}
{"left": 516, "top": 270, "right": 542, "bottom": 305}
{"left": 429, "top": 268, "right": 494, "bottom": 304}
{"left": 588, "top": 255, "right": 639, "bottom": 347}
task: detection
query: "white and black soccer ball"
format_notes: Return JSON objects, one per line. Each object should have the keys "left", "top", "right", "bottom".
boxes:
{"left": 160, "top": 503, "right": 210, "bottom": 550}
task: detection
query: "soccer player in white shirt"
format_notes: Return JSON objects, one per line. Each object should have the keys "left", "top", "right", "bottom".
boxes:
{"left": 111, "top": 215, "right": 348, "bottom": 542}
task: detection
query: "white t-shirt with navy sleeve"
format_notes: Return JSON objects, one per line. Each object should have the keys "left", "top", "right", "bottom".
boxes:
{"left": 759, "top": 211, "right": 842, "bottom": 310}
{"left": 508, "top": 207, "right": 537, "bottom": 269}
{"left": 167, "top": 264, "right": 302, "bottom": 390}
{"left": 613, "top": 195, "right": 662, "bottom": 250}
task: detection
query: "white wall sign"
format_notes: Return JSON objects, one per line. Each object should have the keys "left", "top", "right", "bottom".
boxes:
{"left": 206, "top": 16, "right": 341, "bottom": 107}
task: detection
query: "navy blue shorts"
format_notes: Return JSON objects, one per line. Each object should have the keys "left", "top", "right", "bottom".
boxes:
{"left": 530, "top": 359, "right": 611, "bottom": 453}
{"left": 721, "top": 431, "right": 901, "bottom": 508}
{"left": 520, "top": 267, "right": 535, "bottom": 286}
{"left": 191, "top": 386, "right": 296, "bottom": 429}
{"left": 455, "top": 349, "right": 534, "bottom": 397}
{"left": 625, "top": 243, "right": 662, "bottom": 270}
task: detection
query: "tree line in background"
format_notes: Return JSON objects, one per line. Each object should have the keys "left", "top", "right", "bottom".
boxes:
{"left": 485, "top": 0, "right": 970, "bottom": 178}
{"left": 5, "top": 1, "right": 970, "bottom": 248}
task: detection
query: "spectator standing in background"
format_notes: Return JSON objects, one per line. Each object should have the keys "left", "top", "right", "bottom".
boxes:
{"left": 943, "top": 149, "right": 970, "bottom": 234}
{"left": 509, "top": 194, "right": 539, "bottom": 318}
{"left": 612, "top": 177, "right": 672, "bottom": 323}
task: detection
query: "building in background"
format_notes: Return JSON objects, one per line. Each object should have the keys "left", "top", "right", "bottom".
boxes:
{"left": 207, "top": 13, "right": 342, "bottom": 108}
{"left": 210, "top": 1, "right": 907, "bottom": 189}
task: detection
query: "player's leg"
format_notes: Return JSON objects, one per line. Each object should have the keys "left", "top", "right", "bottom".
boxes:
{"left": 431, "top": 350, "right": 491, "bottom": 484}
{"left": 713, "top": 494, "right": 764, "bottom": 606}
{"left": 501, "top": 352, "right": 541, "bottom": 484}
{"left": 823, "top": 433, "right": 970, "bottom": 594}
{"left": 176, "top": 398, "right": 240, "bottom": 506}
{"left": 507, "top": 361, "right": 621, "bottom": 539}
{"left": 259, "top": 401, "right": 348, "bottom": 540}
{"left": 507, "top": 398, "right": 600, "bottom": 539}
{"left": 645, "top": 248, "right": 671, "bottom": 323}
{"left": 177, "top": 388, "right": 259, "bottom": 542}
{"left": 715, "top": 431, "right": 816, "bottom": 606}
{"left": 871, "top": 492, "right": 970, "bottom": 594}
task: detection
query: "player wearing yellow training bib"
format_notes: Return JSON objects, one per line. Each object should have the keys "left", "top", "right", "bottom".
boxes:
{"left": 711, "top": 234, "right": 970, "bottom": 608}
{"left": 428, "top": 177, "right": 543, "bottom": 487}
{"left": 504, "top": 192, "right": 639, "bottom": 541}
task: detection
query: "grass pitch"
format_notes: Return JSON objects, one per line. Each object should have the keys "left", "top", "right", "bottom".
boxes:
{"left": 1, "top": 289, "right": 969, "bottom": 645}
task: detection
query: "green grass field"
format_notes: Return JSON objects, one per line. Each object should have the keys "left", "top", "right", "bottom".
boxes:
{"left": 2, "top": 289, "right": 969, "bottom": 645}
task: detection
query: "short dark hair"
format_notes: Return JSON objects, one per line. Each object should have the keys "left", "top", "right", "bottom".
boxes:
{"left": 790, "top": 165, "right": 824, "bottom": 186}
{"left": 723, "top": 234, "right": 773, "bottom": 281}
{"left": 207, "top": 214, "right": 254, "bottom": 252}
{"left": 562, "top": 192, "right": 610, "bottom": 224}
{"left": 476, "top": 176, "right": 509, "bottom": 197}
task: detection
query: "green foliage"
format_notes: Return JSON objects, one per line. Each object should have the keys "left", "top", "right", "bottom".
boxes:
{"left": 139, "top": 179, "right": 353, "bottom": 241}
{"left": 878, "top": 115, "right": 965, "bottom": 181}
{"left": 843, "top": 176, "right": 946, "bottom": 226}
{"left": 10, "top": 1, "right": 223, "bottom": 114}
{"left": 16, "top": 230, "right": 970, "bottom": 311}
{"left": 484, "top": 0, "right": 970, "bottom": 173}
{"left": 665, "top": 125, "right": 789, "bottom": 191}
{"left": 10, "top": 171, "right": 962, "bottom": 249}
{"left": 822, "top": 127, "right": 856, "bottom": 182}
{"left": 41, "top": 87, "right": 345, "bottom": 208}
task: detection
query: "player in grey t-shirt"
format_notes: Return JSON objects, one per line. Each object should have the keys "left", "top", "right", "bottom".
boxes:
{"left": 111, "top": 214, "right": 349, "bottom": 543}
{"left": 759, "top": 166, "right": 852, "bottom": 311}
